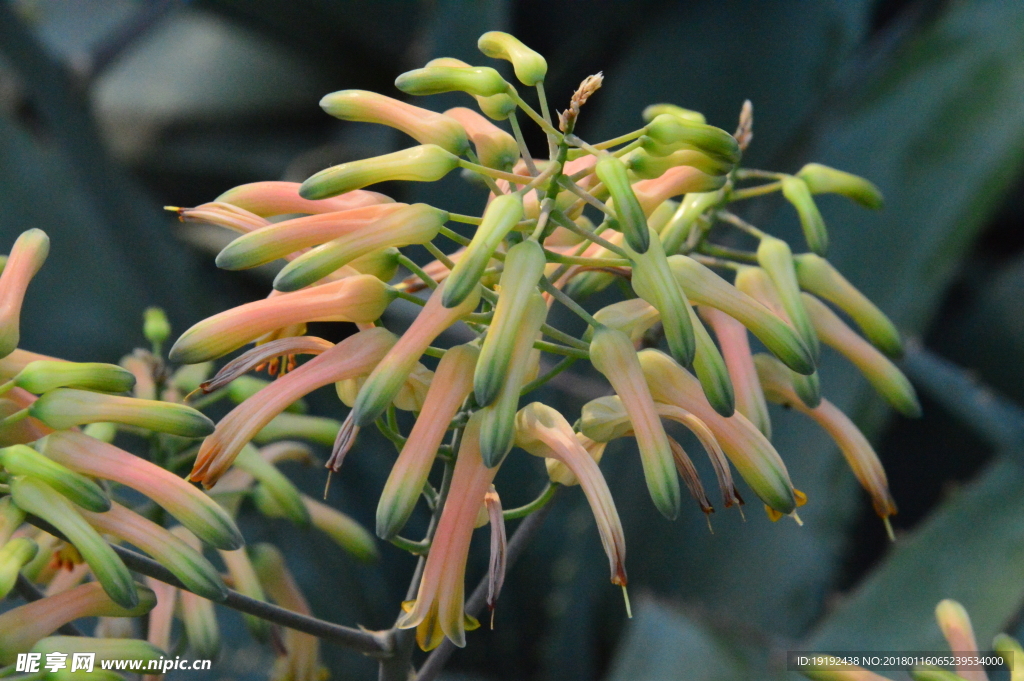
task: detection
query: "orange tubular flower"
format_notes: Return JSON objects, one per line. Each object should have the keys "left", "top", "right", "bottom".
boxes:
{"left": 631, "top": 166, "right": 726, "bottom": 215}
{"left": 191, "top": 327, "right": 397, "bottom": 487}
{"left": 398, "top": 412, "right": 496, "bottom": 651}
{"left": 377, "top": 344, "right": 478, "bottom": 540}
{"left": 169, "top": 274, "right": 395, "bottom": 364}
{"left": 215, "top": 181, "right": 394, "bottom": 217}
{"left": 699, "top": 306, "right": 772, "bottom": 438}
{"left": 515, "top": 402, "right": 627, "bottom": 586}
{"left": 0, "top": 229, "right": 50, "bottom": 359}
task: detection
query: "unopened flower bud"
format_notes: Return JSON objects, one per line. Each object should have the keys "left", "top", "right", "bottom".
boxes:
{"left": 755, "top": 236, "right": 820, "bottom": 363}
{"left": 0, "top": 537, "right": 37, "bottom": 600}
{"left": 0, "top": 444, "right": 110, "bottom": 512}
{"left": 934, "top": 600, "right": 982, "bottom": 672}
{"left": 641, "top": 103, "right": 706, "bottom": 124}
{"left": 10, "top": 476, "right": 137, "bottom": 609}
{"left": 216, "top": 181, "right": 393, "bottom": 217}
{"left": 477, "top": 31, "right": 547, "bottom": 85}
{"left": 625, "top": 148, "right": 731, "bottom": 180}
{"left": 685, "top": 303, "right": 735, "bottom": 416}
{"left": 444, "top": 107, "right": 520, "bottom": 170}
{"left": 781, "top": 176, "right": 829, "bottom": 256}
{"left": 797, "top": 163, "right": 883, "bottom": 209}
{"left": 643, "top": 114, "right": 740, "bottom": 166}
{"left": 475, "top": 240, "right": 546, "bottom": 406}
{"left": 29, "top": 389, "right": 214, "bottom": 438}
{"left": 596, "top": 156, "right": 649, "bottom": 253}
{"left": 236, "top": 445, "right": 310, "bottom": 526}
{"left": 321, "top": 89, "right": 470, "bottom": 155}
{"left": 590, "top": 326, "right": 680, "bottom": 520}
{"left": 303, "top": 495, "right": 378, "bottom": 562}
{"left": 272, "top": 205, "right": 447, "bottom": 291}
{"left": 592, "top": 298, "right": 661, "bottom": 345}
{"left": 0, "top": 229, "right": 49, "bottom": 359}
{"left": 443, "top": 193, "right": 523, "bottom": 308}
{"left": 428, "top": 58, "right": 517, "bottom": 119}
{"left": 300, "top": 145, "right": 459, "bottom": 200}
{"left": 10, "top": 360, "right": 135, "bottom": 395}
{"left": 660, "top": 190, "right": 722, "bottom": 254}
{"left": 143, "top": 307, "right": 171, "bottom": 351}
{"left": 396, "top": 64, "right": 509, "bottom": 97}
{"left": 794, "top": 253, "right": 903, "bottom": 358}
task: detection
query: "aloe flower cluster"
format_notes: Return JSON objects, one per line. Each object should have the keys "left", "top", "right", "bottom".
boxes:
{"left": 0, "top": 30, "right": 920, "bottom": 672}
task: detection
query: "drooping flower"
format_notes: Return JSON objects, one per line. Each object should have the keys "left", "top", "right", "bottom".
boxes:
{"left": 398, "top": 412, "right": 495, "bottom": 651}
{"left": 320, "top": 90, "right": 470, "bottom": 154}
{"left": 191, "top": 327, "right": 397, "bottom": 487}
{"left": 28, "top": 389, "right": 214, "bottom": 438}
{"left": 0, "top": 444, "right": 110, "bottom": 512}
{"left": 215, "top": 180, "right": 393, "bottom": 217}
{"left": 0, "top": 229, "right": 49, "bottom": 359}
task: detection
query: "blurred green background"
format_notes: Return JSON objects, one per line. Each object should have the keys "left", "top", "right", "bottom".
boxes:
{"left": 2, "top": 0, "right": 1024, "bottom": 679}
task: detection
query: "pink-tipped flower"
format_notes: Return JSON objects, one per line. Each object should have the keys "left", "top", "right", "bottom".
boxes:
{"left": 251, "top": 543, "right": 326, "bottom": 681}
{"left": 444, "top": 107, "right": 519, "bottom": 170}
{"left": 352, "top": 280, "right": 480, "bottom": 428}
{"left": 935, "top": 600, "right": 987, "bottom": 681}
{"left": 215, "top": 203, "right": 405, "bottom": 270}
{"left": 39, "top": 430, "right": 243, "bottom": 550}
{"left": 589, "top": 326, "right": 680, "bottom": 520}
{"left": 630, "top": 166, "right": 727, "bottom": 215}
{"left": 300, "top": 145, "right": 460, "bottom": 201}
{"left": 753, "top": 353, "right": 895, "bottom": 520}
{"left": 398, "top": 412, "right": 495, "bottom": 651}
{"left": 0, "top": 229, "right": 49, "bottom": 359}
{"left": 802, "top": 294, "right": 920, "bottom": 417}
{"left": 171, "top": 274, "right": 394, "bottom": 364}
{"left": 515, "top": 402, "right": 627, "bottom": 586}
{"left": 0, "top": 581, "right": 155, "bottom": 663}
{"left": 216, "top": 181, "right": 394, "bottom": 217}
{"left": 192, "top": 328, "right": 396, "bottom": 487}
{"left": 700, "top": 306, "right": 772, "bottom": 438}
{"left": 321, "top": 90, "right": 469, "bottom": 155}
{"left": 637, "top": 349, "right": 797, "bottom": 515}
{"left": 377, "top": 344, "right": 477, "bottom": 539}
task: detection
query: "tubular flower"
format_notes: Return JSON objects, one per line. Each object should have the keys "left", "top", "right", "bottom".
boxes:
{"left": 4, "top": 360, "right": 135, "bottom": 395}
{"left": 272, "top": 205, "right": 449, "bottom": 291}
{"left": 590, "top": 326, "right": 680, "bottom": 520}
{"left": 398, "top": 412, "right": 495, "bottom": 650}
{"left": 753, "top": 353, "right": 895, "bottom": 520}
{"left": 515, "top": 402, "right": 627, "bottom": 586}
{"left": 0, "top": 229, "right": 49, "bottom": 359}
{"left": 478, "top": 31, "right": 547, "bottom": 85}
{"left": 0, "top": 581, "right": 156, "bottom": 663}
{"left": 300, "top": 145, "right": 460, "bottom": 200}
{"left": 700, "top": 306, "right": 772, "bottom": 438}
{"left": 218, "top": 549, "right": 270, "bottom": 641}
{"left": 637, "top": 349, "right": 797, "bottom": 514}
{"left": 630, "top": 166, "right": 727, "bottom": 215}
{"left": 39, "top": 430, "right": 243, "bottom": 550}
{"left": 0, "top": 348, "right": 61, "bottom": 380}
{"left": 592, "top": 298, "right": 662, "bottom": 345}
{"left": 444, "top": 107, "right": 520, "bottom": 170}
{"left": 216, "top": 181, "right": 393, "bottom": 217}
{"left": 192, "top": 327, "right": 397, "bottom": 487}
{"left": 377, "top": 344, "right": 477, "bottom": 539}
{"left": 80, "top": 503, "right": 228, "bottom": 601}
{"left": 443, "top": 193, "right": 523, "bottom": 308}
{"left": 0, "top": 537, "right": 38, "bottom": 599}
{"left": 425, "top": 58, "right": 516, "bottom": 119}
{"left": 596, "top": 156, "right": 650, "bottom": 253}
{"left": 29, "top": 389, "right": 214, "bottom": 437}
{"left": 781, "top": 175, "right": 829, "bottom": 256}
{"left": 796, "top": 163, "right": 884, "bottom": 209}
{"left": 755, "top": 236, "right": 820, "bottom": 363}
{"left": 478, "top": 291, "right": 547, "bottom": 467}
{"left": 321, "top": 90, "right": 469, "bottom": 154}
{"left": 215, "top": 203, "right": 406, "bottom": 269}
{"left": 170, "top": 275, "right": 395, "bottom": 363}
{"left": 625, "top": 147, "right": 731, "bottom": 179}
{"left": 351, "top": 281, "right": 479, "bottom": 428}
{"left": 172, "top": 202, "right": 269, "bottom": 234}
{"left": 235, "top": 444, "right": 310, "bottom": 525}
{"left": 934, "top": 600, "right": 987, "bottom": 681}
{"left": 336, "top": 360, "right": 432, "bottom": 413}
{"left": 0, "top": 444, "right": 111, "bottom": 512}
{"left": 396, "top": 65, "right": 509, "bottom": 98}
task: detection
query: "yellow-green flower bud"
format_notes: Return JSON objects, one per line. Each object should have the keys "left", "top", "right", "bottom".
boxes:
{"left": 236, "top": 444, "right": 310, "bottom": 526}
{"left": 299, "top": 145, "right": 459, "bottom": 200}
{"left": 10, "top": 476, "right": 137, "bottom": 608}
{"left": 685, "top": 304, "right": 735, "bottom": 416}
{"left": 304, "top": 495, "right": 378, "bottom": 562}
{"left": 794, "top": 252, "right": 903, "bottom": 357}
{"left": 477, "top": 31, "right": 547, "bottom": 85}
{"left": 29, "top": 389, "right": 215, "bottom": 438}
{"left": 625, "top": 148, "right": 731, "bottom": 180}
{"left": 667, "top": 255, "right": 814, "bottom": 374}
{"left": 781, "top": 175, "right": 828, "bottom": 256}
{"left": 443, "top": 193, "right": 524, "bottom": 308}
{"left": 592, "top": 298, "right": 661, "bottom": 344}
{"left": 396, "top": 64, "right": 510, "bottom": 97}
{"left": 0, "top": 496, "right": 24, "bottom": 545}
{"left": 993, "top": 634, "right": 1024, "bottom": 681}
{"left": 478, "top": 292, "right": 547, "bottom": 467}
{"left": 596, "top": 156, "right": 649, "bottom": 253}
{"left": 797, "top": 163, "right": 883, "bottom": 209}
{"left": 0, "top": 537, "right": 37, "bottom": 599}
{"left": 350, "top": 246, "right": 401, "bottom": 281}
{"left": 0, "top": 444, "right": 110, "bottom": 513}
{"left": 590, "top": 326, "right": 680, "bottom": 519}
{"left": 475, "top": 240, "right": 546, "bottom": 406}
{"left": 660, "top": 190, "right": 722, "bottom": 254}
{"left": 445, "top": 107, "right": 520, "bottom": 171}
{"left": 321, "top": 89, "right": 470, "bottom": 155}
{"left": 641, "top": 104, "right": 706, "bottom": 124}
{"left": 755, "top": 236, "right": 820, "bottom": 363}
{"left": 10, "top": 360, "right": 135, "bottom": 395}
{"left": 81, "top": 503, "right": 228, "bottom": 602}
{"left": 791, "top": 369, "right": 822, "bottom": 409}
{"left": 143, "top": 306, "right": 171, "bottom": 352}
{"left": 427, "top": 58, "right": 517, "bottom": 120}
{"left": 805, "top": 294, "right": 920, "bottom": 416}
{"left": 0, "top": 229, "right": 50, "bottom": 359}
{"left": 226, "top": 375, "right": 306, "bottom": 414}
{"left": 643, "top": 114, "right": 740, "bottom": 166}
{"left": 272, "top": 204, "right": 447, "bottom": 291}
{"left": 626, "top": 227, "right": 695, "bottom": 366}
